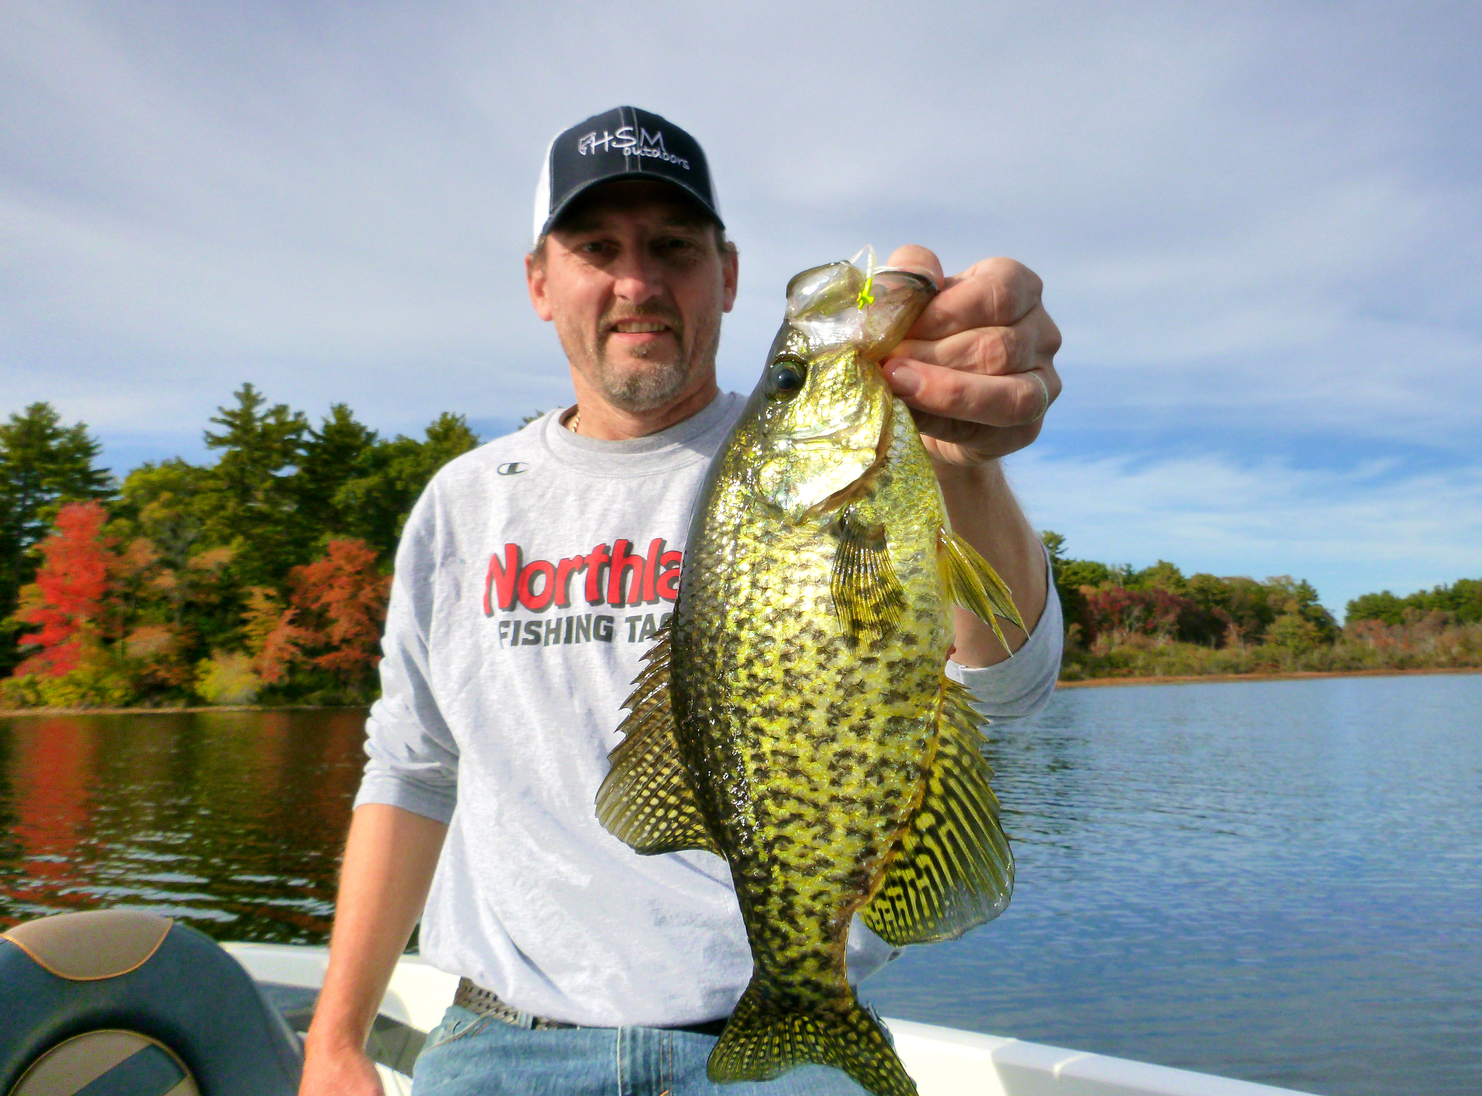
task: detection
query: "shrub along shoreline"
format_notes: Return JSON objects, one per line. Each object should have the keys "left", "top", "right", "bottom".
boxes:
{"left": 5, "top": 665, "right": 1479, "bottom": 717}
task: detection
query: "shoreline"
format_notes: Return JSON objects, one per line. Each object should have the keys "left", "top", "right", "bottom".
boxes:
{"left": 1055, "top": 665, "right": 1482, "bottom": 689}
{"left": 0, "top": 703, "right": 367, "bottom": 718}
{"left": 3, "top": 667, "right": 1479, "bottom": 715}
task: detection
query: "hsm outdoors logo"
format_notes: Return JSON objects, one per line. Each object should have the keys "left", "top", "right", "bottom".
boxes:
{"left": 577, "top": 127, "right": 690, "bottom": 170}
{"left": 483, "top": 538, "right": 681, "bottom": 649}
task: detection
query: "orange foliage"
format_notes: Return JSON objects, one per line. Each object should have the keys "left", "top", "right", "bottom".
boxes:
{"left": 14, "top": 502, "right": 114, "bottom": 678}
{"left": 242, "top": 587, "right": 311, "bottom": 685}
{"left": 289, "top": 539, "right": 390, "bottom": 684}
{"left": 122, "top": 623, "right": 192, "bottom": 688}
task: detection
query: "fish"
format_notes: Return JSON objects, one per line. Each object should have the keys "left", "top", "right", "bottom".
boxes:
{"left": 596, "top": 251, "right": 1023, "bottom": 1096}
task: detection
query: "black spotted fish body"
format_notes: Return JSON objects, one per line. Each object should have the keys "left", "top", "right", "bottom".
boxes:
{"left": 596, "top": 256, "right": 1022, "bottom": 1096}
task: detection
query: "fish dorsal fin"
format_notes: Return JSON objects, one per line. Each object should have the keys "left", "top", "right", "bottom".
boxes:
{"left": 595, "top": 631, "right": 721, "bottom": 857}
{"left": 938, "top": 527, "right": 1025, "bottom": 655}
{"left": 860, "top": 679, "right": 1014, "bottom": 946}
{"left": 832, "top": 512, "right": 907, "bottom": 644}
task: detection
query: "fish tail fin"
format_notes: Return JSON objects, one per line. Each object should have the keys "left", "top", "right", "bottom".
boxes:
{"left": 707, "top": 979, "right": 917, "bottom": 1096}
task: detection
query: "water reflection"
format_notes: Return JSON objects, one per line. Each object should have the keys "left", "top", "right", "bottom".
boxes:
{"left": 0, "top": 710, "right": 366, "bottom": 942}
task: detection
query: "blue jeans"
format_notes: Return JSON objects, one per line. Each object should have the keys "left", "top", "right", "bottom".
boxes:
{"left": 412, "top": 1005, "right": 870, "bottom": 1095}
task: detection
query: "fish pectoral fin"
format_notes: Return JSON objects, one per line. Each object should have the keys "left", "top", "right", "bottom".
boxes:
{"left": 860, "top": 679, "right": 1014, "bottom": 946}
{"left": 832, "top": 514, "right": 907, "bottom": 644}
{"left": 938, "top": 527, "right": 1025, "bottom": 655}
{"left": 708, "top": 978, "right": 918, "bottom": 1096}
{"left": 594, "top": 632, "right": 721, "bottom": 857}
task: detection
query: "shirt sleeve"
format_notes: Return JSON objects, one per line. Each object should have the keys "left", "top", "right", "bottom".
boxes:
{"left": 945, "top": 544, "right": 1063, "bottom": 721}
{"left": 352, "top": 489, "right": 461, "bottom": 824}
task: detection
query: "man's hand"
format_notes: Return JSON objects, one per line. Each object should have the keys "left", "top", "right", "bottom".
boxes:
{"left": 297, "top": 804, "right": 447, "bottom": 1096}
{"left": 881, "top": 247, "right": 1061, "bottom": 467}
{"left": 299, "top": 1040, "right": 383, "bottom": 1096}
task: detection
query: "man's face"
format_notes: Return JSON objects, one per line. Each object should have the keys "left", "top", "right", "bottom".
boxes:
{"left": 527, "top": 181, "right": 739, "bottom": 414}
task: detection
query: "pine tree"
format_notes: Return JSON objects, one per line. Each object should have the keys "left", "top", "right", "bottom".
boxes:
{"left": 295, "top": 404, "right": 378, "bottom": 537}
{"left": 334, "top": 412, "right": 479, "bottom": 560}
{"left": 200, "top": 384, "right": 309, "bottom": 587}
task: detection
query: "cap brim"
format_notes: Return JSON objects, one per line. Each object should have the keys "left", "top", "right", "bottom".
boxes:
{"left": 537, "top": 173, "right": 725, "bottom": 242}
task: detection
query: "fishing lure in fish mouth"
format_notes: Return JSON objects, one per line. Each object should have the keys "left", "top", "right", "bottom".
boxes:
{"left": 784, "top": 247, "right": 938, "bottom": 362}
{"left": 597, "top": 248, "right": 1021, "bottom": 1096}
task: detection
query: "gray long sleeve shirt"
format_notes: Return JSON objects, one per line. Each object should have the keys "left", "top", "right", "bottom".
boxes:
{"left": 354, "top": 394, "right": 1063, "bottom": 1027}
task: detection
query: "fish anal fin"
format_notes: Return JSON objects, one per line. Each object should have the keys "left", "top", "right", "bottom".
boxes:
{"left": 832, "top": 514, "right": 907, "bottom": 644}
{"left": 708, "top": 978, "right": 918, "bottom": 1096}
{"left": 595, "top": 632, "right": 720, "bottom": 857}
{"left": 861, "top": 679, "right": 1014, "bottom": 946}
{"left": 938, "top": 528, "right": 1025, "bottom": 655}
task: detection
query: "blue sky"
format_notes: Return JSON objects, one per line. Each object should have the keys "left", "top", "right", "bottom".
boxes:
{"left": 3, "top": 1, "right": 1478, "bottom": 613}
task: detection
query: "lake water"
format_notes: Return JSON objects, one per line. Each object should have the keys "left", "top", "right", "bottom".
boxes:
{"left": 2, "top": 674, "right": 1479, "bottom": 1095}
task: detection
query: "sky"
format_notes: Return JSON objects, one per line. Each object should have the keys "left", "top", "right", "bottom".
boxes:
{"left": 3, "top": 1, "right": 1479, "bottom": 613}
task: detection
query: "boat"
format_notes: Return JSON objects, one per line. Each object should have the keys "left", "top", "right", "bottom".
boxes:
{"left": 2, "top": 909, "right": 1314, "bottom": 1095}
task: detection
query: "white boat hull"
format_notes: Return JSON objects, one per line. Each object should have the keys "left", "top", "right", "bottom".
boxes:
{"left": 223, "top": 942, "right": 1313, "bottom": 1096}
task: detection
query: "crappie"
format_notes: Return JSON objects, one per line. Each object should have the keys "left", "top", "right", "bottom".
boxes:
{"left": 596, "top": 253, "right": 1022, "bottom": 1096}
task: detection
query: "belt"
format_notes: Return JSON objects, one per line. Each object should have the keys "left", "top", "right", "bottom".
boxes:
{"left": 453, "top": 977, "right": 729, "bottom": 1038}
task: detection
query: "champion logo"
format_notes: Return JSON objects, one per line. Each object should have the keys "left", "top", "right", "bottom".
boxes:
{"left": 497, "top": 462, "right": 528, "bottom": 476}
{"left": 577, "top": 126, "right": 690, "bottom": 170}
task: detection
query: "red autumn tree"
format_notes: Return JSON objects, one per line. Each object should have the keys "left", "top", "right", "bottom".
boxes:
{"left": 13, "top": 501, "right": 114, "bottom": 677}
{"left": 289, "top": 539, "right": 391, "bottom": 689}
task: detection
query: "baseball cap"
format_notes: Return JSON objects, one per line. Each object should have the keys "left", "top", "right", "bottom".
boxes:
{"left": 532, "top": 106, "right": 723, "bottom": 245}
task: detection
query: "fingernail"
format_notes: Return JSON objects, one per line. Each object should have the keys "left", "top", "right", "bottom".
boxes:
{"left": 888, "top": 364, "right": 922, "bottom": 397}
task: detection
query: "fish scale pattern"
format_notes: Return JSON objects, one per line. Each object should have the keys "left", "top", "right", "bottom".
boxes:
{"left": 670, "top": 394, "right": 971, "bottom": 1096}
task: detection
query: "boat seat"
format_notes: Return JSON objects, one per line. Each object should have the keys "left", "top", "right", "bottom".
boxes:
{"left": 1, "top": 909, "right": 302, "bottom": 1096}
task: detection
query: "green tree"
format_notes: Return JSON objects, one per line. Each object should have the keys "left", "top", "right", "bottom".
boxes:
{"left": 1345, "top": 590, "right": 1407, "bottom": 626}
{"left": 1040, "top": 531, "right": 1116, "bottom": 639}
{"left": 1263, "top": 576, "right": 1338, "bottom": 643}
{"left": 1425, "top": 578, "right": 1482, "bottom": 623}
{"left": 1347, "top": 578, "right": 1482, "bottom": 626}
{"left": 200, "top": 384, "right": 309, "bottom": 587}
{"left": 335, "top": 413, "right": 479, "bottom": 561}
{"left": 296, "top": 404, "right": 379, "bottom": 539}
{"left": 0, "top": 403, "right": 114, "bottom": 673}
{"left": 1130, "top": 560, "right": 1186, "bottom": 594}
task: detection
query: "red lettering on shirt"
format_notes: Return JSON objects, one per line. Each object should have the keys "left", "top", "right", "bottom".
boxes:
{"left": 487, "top": 539, "right": 685, "bottom": 617}
{"left": 517, "top": 559, "right": 556, "bottom": 611}
{"left": 607, "top": 539, "right": 646, "bottom": 608}
{"left": 657, "top": 550, "right": 682, "bottom": 602}
{"left": 585, "top": 542, "right": 612, "bottom": 604}
{"left": 554, "top": 555, "right": 587, "bottom": 608}
{"left": 484, "top": 544, "right": 521, "bottom": 614}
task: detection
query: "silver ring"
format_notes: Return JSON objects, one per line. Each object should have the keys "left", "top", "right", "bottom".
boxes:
{"left": 1027, "top": 372, "right": 1050, "bottom": 422}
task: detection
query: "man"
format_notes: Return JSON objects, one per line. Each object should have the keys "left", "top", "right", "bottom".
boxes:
{"left": 301, "top": 106, "right": 1063, "bottom": 1095}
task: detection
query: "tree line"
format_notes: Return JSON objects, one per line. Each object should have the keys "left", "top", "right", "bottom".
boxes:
{"left": 2, "top": 394, "right": 1478, "bottom": 708}
{"left": 1042, "top": 533, "right": 1482, "bottom": 680}
{"left": 1, "top": 388, "right": 477, "bottom": 708}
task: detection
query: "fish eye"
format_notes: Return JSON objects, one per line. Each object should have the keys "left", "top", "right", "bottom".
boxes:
{"left": 766, "top": 358, "right": 807, "bottom": 398}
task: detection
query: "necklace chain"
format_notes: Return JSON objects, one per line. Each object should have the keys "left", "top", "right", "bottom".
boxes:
{"left": 569, "top": 409, "right": 580, "bottom": 434}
